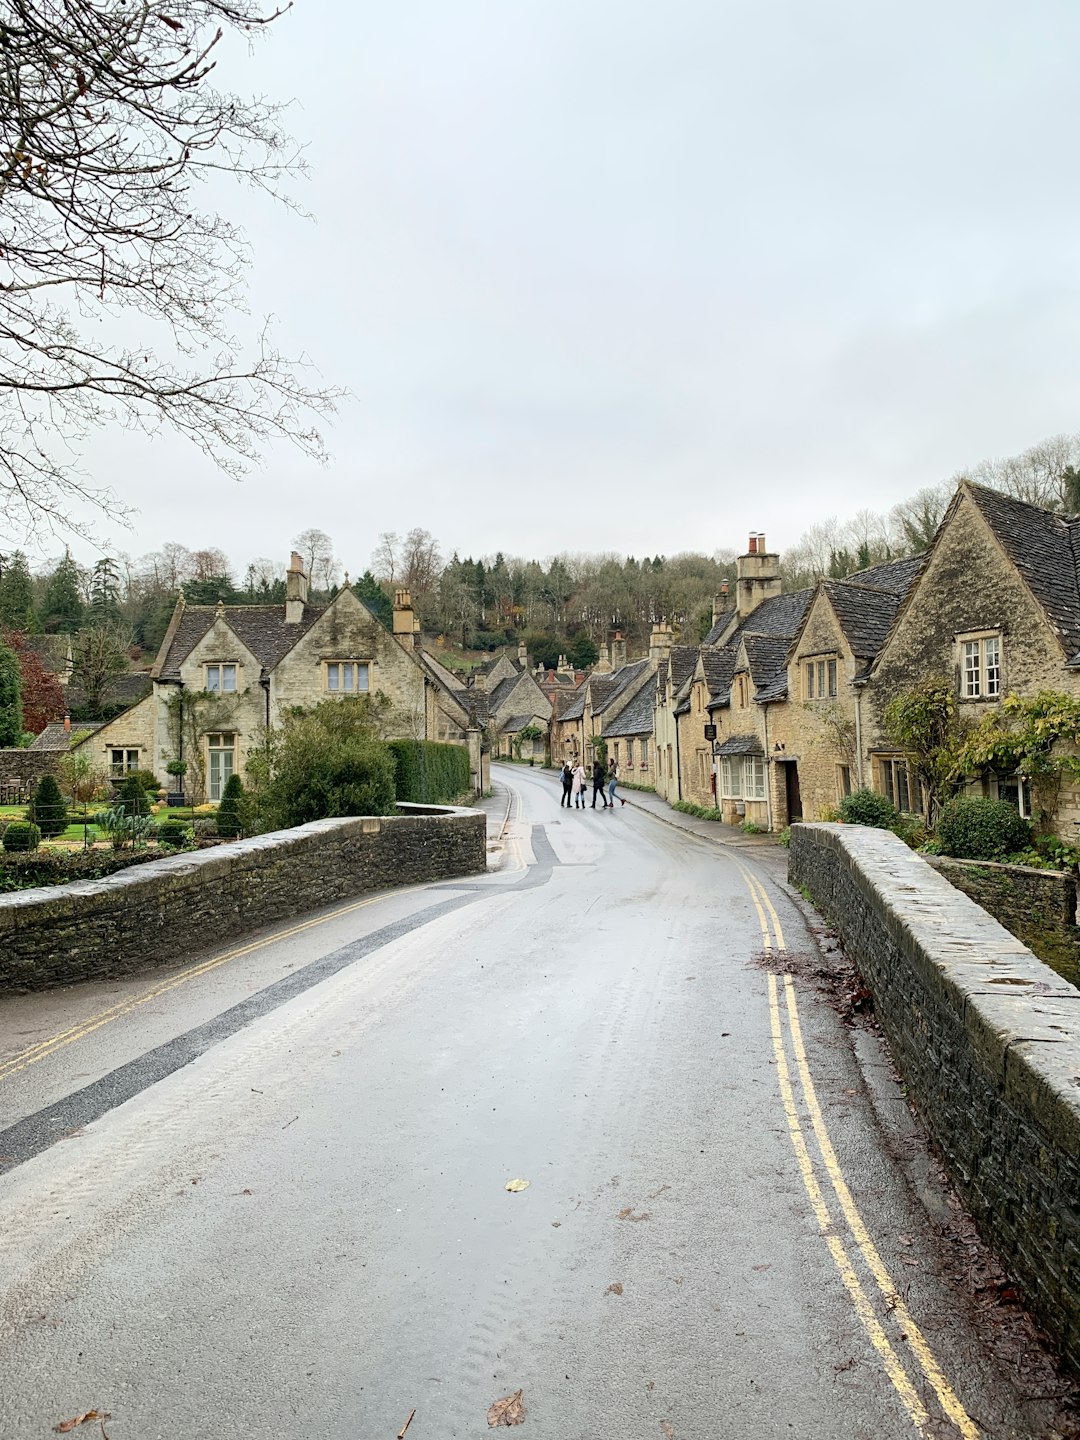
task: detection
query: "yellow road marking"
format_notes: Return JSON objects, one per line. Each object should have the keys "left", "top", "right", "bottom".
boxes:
{"left": 0, "top": 887, "right": 424, "bottom": 1085}
{"left": 767, "top": 974, "right": 932, "bottom": 1430}
{"left": 736, "top": 862, "right": 786, "bottom": 951}
{"left": 782, "top": 976, "right": 981, "bottom": 1440}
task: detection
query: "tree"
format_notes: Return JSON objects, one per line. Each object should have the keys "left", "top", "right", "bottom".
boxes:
{"left": 0, "top": 638, "right": 22, "bottom": 744}
{"left": 70, "top": 623, "right": 131, "bottom": 716}
{"left": 89, "top": 557, "right": 122, "bottom": 623}
{"left": 890, "top": 484, "right": 951, "bottom": 553}
{"left": 961, "top": 691, "right": 1080, "bottom": 828}
{"left": 0, "top": 0, "right": 341, "bottom": 539}
{"left": 42, "top": 550, "right": 84, "bottom": 632}
{"left": 372, "top": 532, "right": 401, "bottom": 586}
{"left": 566, "top": 633, "right": 598, "bottom": 669}
{"left": 216, "top": 772, "right": 245, "bottom": 837}
{"left": 29, "top": 773, "right": 66, "bottom": 838}
{"left": 0, "top": 551, "right": 37, "bottom": 630}
{"left": 58, "top": 744, "right": 109, "bottom": 811}
{"left": 292, "top": 528, "right": 336, "bottom": 592}
{"left": 259, "top": 698, "right": 396, "bottom": 829}
{"left": 3, "top": 629, "right": 64, "bottom": 734}
{"left": 883, "top": 677, "right": 969, "bottom": 823}
{"left": 353, "top": 571, "right": 393, "bottom": 628}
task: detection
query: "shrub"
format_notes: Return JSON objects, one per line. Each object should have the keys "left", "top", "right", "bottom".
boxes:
{"left": 778, "top": 826, "right": 792, "bottom": 847}
{"left": 155, "top": 818, "right": 192, "bottom": 849}
{"left": 29, "top": 774, "right": 67, "bottom": 838}
{"left": 388, "top": 740, "right": 471, "bottom": 805}
{"left": 130, "top": 768, "right": 161, "bottom": 793}
{"left": 936, "top": 796, "right": 1032, "bottom": 861}
{"left": 118, "top": 773, "right": 151, "bottom": 817}
{"left": 891, "top": 811, "right": 929, "bottom": 850}
{"left": 216, "top": 772, "right": 245, "bottom": 838}
{"left": 838, "top": 788, "right": 899, "bottom": 829}
{"left": 261, "top": 699, "right": 396, "bottom": 829}
{"left": 3, "top": 819, "right": 40, "bottom": 852}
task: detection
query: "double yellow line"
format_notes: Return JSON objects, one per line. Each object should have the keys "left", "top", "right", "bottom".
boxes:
{"left": 736, "top": 864, "right": 980, "bottom": 1440}
{"left": 0, "top": 889, "right": 408, "bottom": 1087}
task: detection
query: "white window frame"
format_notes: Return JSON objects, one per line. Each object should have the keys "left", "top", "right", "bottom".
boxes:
{"left": 719, "top": 755, "right": 765, "bottom": 800}
{"left": 959, "top": 633, "right": 1002, "bottom": 700}
{"left": 206, "top": 732, "right": 236, "bottom": 802}
{"left": 205, "top": 663, "right": 237, "bottom": 693}
{"left": 325, "top": 660, "right": 370, "bottom": 694}
{"left": 110, "top": 747, "right": 140, "bottom": 776}
{"left": 640, "top": 739, "right": 649, "bottom": 767}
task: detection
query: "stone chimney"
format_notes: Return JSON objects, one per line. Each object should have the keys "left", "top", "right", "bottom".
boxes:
{"left": 610, "top": 631, "right": 627, "bottom": 671}
{"left": 736, "top": 532, "right": 781, "bottom": 620}
{"left": 649, "top": 621, "right": 673, "bottom": 663}
{"left": 557, "top": 654, "right": 573, "bottom": 677}
{"left": 393, "top": 589, "right": 415, "bottom": 651}
{"left": 285, "top": 551, "right": 309, "bottom": 624}
{"left": 518, "top": 639, "right": 529, "bottom": 669}
{"left": 595, "top": 646, "right": 612, "bottom": 674}
{"left": 712, "top": 582, "right": 732, "bottom": 626}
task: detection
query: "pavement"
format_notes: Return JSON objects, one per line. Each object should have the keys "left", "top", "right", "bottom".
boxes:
{"left": 0, "top": 766, "right": 1072, "bottom": 1439}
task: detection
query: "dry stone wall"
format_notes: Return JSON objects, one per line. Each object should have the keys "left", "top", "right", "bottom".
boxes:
{"left": 789, "top": 822, "right": 1080, "bottom": 1373}
{"left": 0, "top": 804, "right": 486, "bottom": 994}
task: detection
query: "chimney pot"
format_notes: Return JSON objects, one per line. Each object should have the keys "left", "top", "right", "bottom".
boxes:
{"left": 759, "top": 533, "right": 766, "bottom": 552}
{"left": 748, "top": 535, "right": 758, "bottom": 554}
{"left": 64, "top": 712, "right": 71, "bottom": 733}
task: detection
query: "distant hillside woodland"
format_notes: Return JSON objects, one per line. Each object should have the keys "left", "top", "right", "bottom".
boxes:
{"left": 3, "top": 430, "right": 1080, "bottom": 720}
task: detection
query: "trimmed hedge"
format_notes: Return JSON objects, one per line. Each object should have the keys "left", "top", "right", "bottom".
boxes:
{"left": 937, "top": 795, "right": 1032, "bottom": 861}
{"left": 216, "top": 773, "right": 245, "bottom": 838}
{"left": 3, "top": 820, "right": 40, "bottom": 852}
{"left": 388, "top": 740, "right": 471, "bottom": 805}
{"left": 0, "top": 847, "right": 164, "bottom": 892}
{"left": 838, "top": 788, "right": 900, "bottom": 829}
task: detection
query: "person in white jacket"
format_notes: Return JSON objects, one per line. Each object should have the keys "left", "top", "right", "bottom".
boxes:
{"left": 571, "top": 762, "right": 587, "bottom": 809}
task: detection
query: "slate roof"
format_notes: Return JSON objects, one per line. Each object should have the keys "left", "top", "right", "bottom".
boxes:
{"left": 592, "top": 658, "right": 652, "bottom": 716}
{"left": 29, "top": 720, "right": 104, "bottom": 750}
{"left": 669, "top": 645, "right": 699, "bottom": 694}
{"left": 65, "top": 670, "right": 154, "bottom": 712}
{"left": 560, "top": 689, "right": 587, "bottom": 721}
{"left": 964, "top": 482, "right": 1080, "bottom": 656}
{"left": 714, "top": 733, "right": 764, "bottom": 757}
{"left": 702, "top": 648, "right": 735, "bottom": 706}
{"left": 603, "top": 685, "right": 655, "bottom": 737}
{"left": 824, "top": 581, "right": 908, "bottom": 662}
{"left": 842, "top": 554, "right": 922, "bottom": 595}
{"left": 703, "top": 589, "right": 812, "bottom": 647}
{"left": 488, "top": 676, "right": 519, "bottom": 714}
{"left": 502, "top": 713, "right": 540, "bottom": 733}
{"left": 156, "top": 602, "right": 326, "bottom": 679}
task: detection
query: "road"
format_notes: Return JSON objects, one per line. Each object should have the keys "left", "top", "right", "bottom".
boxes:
{"left": 0, "top": 765, "right": 1069, "bottom": 1438}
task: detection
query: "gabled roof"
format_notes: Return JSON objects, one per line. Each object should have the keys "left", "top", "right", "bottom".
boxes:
{"left": 823, "top": 581, "right": 909, "bottom": 662}
{"left": 560, "top": 688, "right": 587, "bottom": 721}
{"left": 702, "top": 648, "right": 735, "bottom": 705}
{"left": 592, "top": 658, "right": 652, "bottom": 715}
{"left": 964, "top": 482, "right": 1080, "bottom": 655}
{"left": 488, "top": 676, "right": 519, "bottom": 713}
{"left": 669, "top": 645, "right": 699, "bottom": 693}
{"left": 744, "top": 635, "right": 791, "bottom": 696}
{"left": 703, "top": 589, "right": 813, "bottom": 647}
{"left": 603, "top": 685, "right": 655, "bottom": 737}
{"left": 156, "top": 601, "right": 326, "bottom": 679}
{"left": 29, "top": 720, "right": 104, "bottom": 750}
{"left": 841, "top": 554, "right": 922, "bottom": 595}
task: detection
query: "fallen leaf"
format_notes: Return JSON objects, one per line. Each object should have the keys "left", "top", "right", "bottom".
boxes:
{"left": 487, "top": 1389, "right": 526, "bottom": 1427}
{"left": 505, "top": 1179, "right": 530, "bottom": 1193}
{"left": 605, "top": 1282, "right": 624, "bottom": 1296}
{"left": 661, "top": 1423, "right": 675, "bottom": 1439}
{"left": 54, "top": 1413, "right": 110, "bottom": 1434}
{"left": 617, "top": 1207, "right": 650, "bottom": 1222}
{"left": 551, "top": 1221, "right": 561, "bottom": 1228}
{"left": 646, "top": 1381, "right": 655, "bottom": 1393}
{"left": 752, "top": 1263, "right": 772, "bottom": 1272}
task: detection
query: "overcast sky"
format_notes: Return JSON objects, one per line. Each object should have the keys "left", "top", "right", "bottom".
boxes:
{"left": 62, "top": 0, "right": 1080, "bottom": 576}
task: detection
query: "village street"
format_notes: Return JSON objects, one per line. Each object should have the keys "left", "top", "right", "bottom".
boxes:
{"left": 0, "top": 769, "right": 1064, "bottom": 1438}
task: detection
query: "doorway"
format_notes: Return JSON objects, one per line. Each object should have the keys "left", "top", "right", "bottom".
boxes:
{"left": 784, "top": 761, "right": 803, "bottom": 822}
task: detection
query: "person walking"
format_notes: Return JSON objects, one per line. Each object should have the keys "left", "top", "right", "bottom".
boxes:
{"left": 607, "top": 757, "right": 625, "bottom": 807}
{"left": 560, "top": 761, "right": 574, "bottom": 807}
{"left": 571, "top": 761, "right": 587, "bottom": 809}
{"left": 591, "top": 756, "right": 609, "bottom": 808}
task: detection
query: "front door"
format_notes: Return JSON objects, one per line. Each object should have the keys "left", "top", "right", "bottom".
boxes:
{"left": 785, "top": 761, "right": 803, "bottom": 822}
{"left": 207, "top": 733, "right": 235, "bottom": 801}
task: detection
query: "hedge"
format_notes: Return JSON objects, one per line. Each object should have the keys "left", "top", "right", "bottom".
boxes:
{"left": 388, "top": 740, "right": 471, "bottom": 804}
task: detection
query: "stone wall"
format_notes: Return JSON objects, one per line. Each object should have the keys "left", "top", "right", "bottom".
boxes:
{"left": 929, "top": 855, "right": 1080, "bottom": 988}
{"left": 0, "top": 803, "right": 486, "bottom": 994}
{"left": 789, "top": 823, "right": 1080, "bottom": 1372}
{"left": 0, "top": 748, "right": 61, "bottom": 793}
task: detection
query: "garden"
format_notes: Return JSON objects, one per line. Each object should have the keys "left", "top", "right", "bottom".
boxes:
{"left": 0, "top": 700, "right": 473, "bottom": 893}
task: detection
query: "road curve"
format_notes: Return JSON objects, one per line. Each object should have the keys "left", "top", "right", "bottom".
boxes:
{"left": 0, "top": 767, "right": 1066, "bottom": 1438}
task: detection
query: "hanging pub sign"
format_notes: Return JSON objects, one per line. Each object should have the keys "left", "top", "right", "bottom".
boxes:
{"left": 703, "top": 724, "right": 717, "bottom": 740}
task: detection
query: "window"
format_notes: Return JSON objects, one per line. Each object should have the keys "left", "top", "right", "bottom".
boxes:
{"left": 879, "top": 756, "right": 911, "bottom": 813}
{"left": 667, "top": 745, "right": 673, "bottom": 779}
{"left": 326, "top": 661, "right": 370, "bottom": 693}
{"left": 207, "top": 733, "right": 235, "bottom": 802}
{"left": 625, "top": 740, "right": 633, "bottom": 765}
{"left": 806, "top": 657, "right": 837, "bottom": 700}
{"left": 838, "top": 765, "right": 853, "bottom": 799}
{"left": 205, "top": 663, "right": 237, "bottom": 693}
{"left": 110, "top": 748, "right": 140, "bottom": 776}
{"left": 640, "top": 739, "right": 649, "bottom": 767}
{"left": 612, "top": 742, "right": 620, "bottom": 764}
{"left": 720, "top": 755, "right": 765, "bottom": 800}
{"left": 698, "top": 751, "right": 709, "bottom": 788}
{"left": 960, "top": 634, "right": 1001, "bottom": 699}
{"left": 995, "top": 773, "right": 1032, "bottom": 819}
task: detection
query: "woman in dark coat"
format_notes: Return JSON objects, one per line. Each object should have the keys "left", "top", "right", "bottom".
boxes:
{"left": 591, "top": 757, "right": 609, "bottom": 808}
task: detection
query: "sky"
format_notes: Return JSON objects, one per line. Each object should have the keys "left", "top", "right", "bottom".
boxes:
{"left": 40, "top": 0, "right": 1080, "bottom": 576}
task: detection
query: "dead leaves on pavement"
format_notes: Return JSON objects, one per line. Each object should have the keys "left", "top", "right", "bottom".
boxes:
{"left": 53, "top": 1413, "right": 109, "bottom": 1434}
{"left": 487, "top": 1389, "right": 526, "bottom": 1426}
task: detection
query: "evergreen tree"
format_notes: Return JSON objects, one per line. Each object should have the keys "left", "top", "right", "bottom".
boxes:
{"left": 29, "top": 774, "right": 67, "bottom": 838}
{"left": 0, "top": 639, "right": 22, "bottom": 745}
{"left": 0, "top": 551, "right": 37, "bottom": 631}
{"left": 216, "top": 772, "right": 245, "bottom": 837}
{"left": 353, "top": 570, "right": 393, "bottom": 628}
{"left": 118, "top": 773, "right": 151, "bottom": 817}
{"left": 42, "top": 550, "right": 84, "bottom": 633}
{"left": 89, "top": 557, "right": 122, "bottom": 622}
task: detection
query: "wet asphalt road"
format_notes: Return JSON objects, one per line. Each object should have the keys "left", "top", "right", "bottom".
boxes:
{"left": 0, "top": 768, "right": 1064, "bottom": 1438}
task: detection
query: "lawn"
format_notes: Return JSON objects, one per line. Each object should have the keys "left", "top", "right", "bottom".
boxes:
{"left": 0, "top": 800, "right": 217, "bottom": 848}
